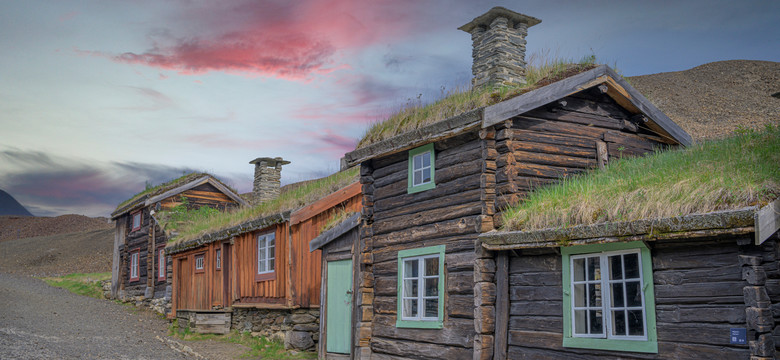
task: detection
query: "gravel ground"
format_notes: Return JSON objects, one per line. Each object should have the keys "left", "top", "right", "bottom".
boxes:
{"left": 0, "top": 272, "right": 189, "bottom": 359}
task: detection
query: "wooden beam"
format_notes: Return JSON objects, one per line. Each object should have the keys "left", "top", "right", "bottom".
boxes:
{"left": 493, "top": 252, "right": 509, "bottom": 360}
{"left": 290, "top": 181, "right": 361, "bottom": 225}
{"left": 755, "top": 198, "right": 780, "bottom": 245}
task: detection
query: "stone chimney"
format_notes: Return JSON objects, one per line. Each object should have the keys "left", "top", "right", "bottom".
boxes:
{"left": 459, "top": 7, "right": 541, "bottom": 87}
{"left": 249, "top": 157, "right": 290, "bottom": 204}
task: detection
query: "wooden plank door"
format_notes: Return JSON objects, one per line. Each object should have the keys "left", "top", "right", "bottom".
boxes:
{"left": 326, "top": 259, "right": 352, "bottom": 354}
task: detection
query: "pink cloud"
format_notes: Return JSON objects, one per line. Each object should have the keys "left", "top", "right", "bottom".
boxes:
{"left": 303, "top": 129, "right": 357, "bottom": 158}
{"left": 98, "top": 0, "right": 422, "bottom": 79}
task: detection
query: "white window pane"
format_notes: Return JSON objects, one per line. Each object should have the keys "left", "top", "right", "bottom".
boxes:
{"left": 403, "top": 299, "right": 418, "bottom": 318}
{"left": 624, "top": 253, "right": 640, "bottom": 279}
{"left": 268, "top": 258, "right": 274, "bottom": 270}
{"left": 424, "top": 257, "right": 438, "bottom": 276}
{"left": 424, "top": 278, "right": 438, "bottom": 297}
{"left": 589, "top": 310, "right": 603, "bottom": 334}
{"left": 609, "top": 255, "right": 623, "bottom": 280}
{"left": 422, "top": 152, "right": 430, "bottom": 167}
{"left": 404, "top": 259, "right": 418, "bottom": 278}
{"left": 612, "top": 310, "right": 626, "bottom": 336}
{"left": 424, "top": 299, "right": 438, "bottom": 318}
{"left": 611, "top": 283, "right": 624, "bottom": 307}
{"left": 627, "top": 310, "right": 645, "bottom": 336}
{"left": 588, "top": 284, "right": 601, "bottom": 307}
{"left": 587, "top": 257, "right": 600, "bottom": 281}
{"left": 573, "top": 258, "right": 585, "bottom": 281}
{"left": 413, "top": 171, "right": 422, "bottom": 185}
{"left": 268, "top": 246, "right": 274, "bottom": 260}
{"left": 258, "top": 259, "right": 266, "bottom": 272}
{"left": 574, "top": 284, "right": 585, "bottom": 307}
{"left": 413, "top": 155, "right": 422, "bottom": 169}
{"left": 625, "top": 281, "right": 642, "bottom": 307}
{"left": 404, "top": 279, "right": 418, "bottom": 297}
{"left": 574, "top": 310, "right": 587, "bottom": 334}
{"left": 258, "top": 248, "right": 266, "bottom": 263}
{"left": 421, "top": 168, "right": 431, "bottom": 183}
{"left": 268, "top": 236, "right": 275, "bottom": 248}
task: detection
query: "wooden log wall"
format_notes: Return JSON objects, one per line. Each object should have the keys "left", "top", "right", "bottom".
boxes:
{"left": 158, "top": 183, "right": 239, "bottom": 212}
{"left": 502, "top": 237, "right": 764, "bottom": 359}
{"left": 493, "top": 87, "right": 671, "bottom": 225}
{"left": 365, "top": 132, "right": 483, "bottom": 359}
{"left": 122, "top": 209, "right": 150, "bottom": 297}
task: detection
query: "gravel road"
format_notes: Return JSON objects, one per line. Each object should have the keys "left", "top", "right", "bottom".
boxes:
{"left": 0, "top": 272, "right": 189, "bottom": 360}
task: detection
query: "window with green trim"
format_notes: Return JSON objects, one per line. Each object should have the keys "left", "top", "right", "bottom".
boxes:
{"left": 397, "top": 245, "right": 444, "bottom": 328}
{"left": 407, "top": 143, "right": 435, "bottom": 193}
{"left": 562, "top": 242, "right": 658, "bottom": 353}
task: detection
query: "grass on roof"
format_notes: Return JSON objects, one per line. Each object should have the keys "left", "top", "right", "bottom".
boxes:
{"left": 356, "top": 55, "right": 598, "bottom": 149}
{"left": 170, "top": 167, "right": 360, "bottom": 244}
{"left": 501, "top": 122, "right": 780, "bottom": 232}
{"left": 116, "top": 172, "right": 209, "bottom": 211}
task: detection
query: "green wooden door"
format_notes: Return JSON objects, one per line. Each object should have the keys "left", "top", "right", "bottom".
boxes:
{"left": 326, "top": 259, "right": 352, "bottom": 354}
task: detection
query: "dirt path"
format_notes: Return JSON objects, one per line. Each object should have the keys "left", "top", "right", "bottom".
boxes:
{"left": 0, "top": 273, "right": 249, "bottom": 359}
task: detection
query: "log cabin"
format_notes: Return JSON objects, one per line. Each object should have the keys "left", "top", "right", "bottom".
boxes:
{"left": 165, "top": 158, "right": 361, "bottom": 350}
{"left": 480, "top": 200, "right": 780, "bottom": 359}
{"left": 110, "top": 172, "right": 247, "bottom": 310}
{"left": 336, "top": 6, "right": 694, "bottom": 360}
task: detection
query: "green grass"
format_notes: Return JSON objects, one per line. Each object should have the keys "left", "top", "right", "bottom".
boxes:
{"left": 41, "top": 272, "right": 110, "bottom": 299}
{"left": 357, "top": 54, "right": 598, "bottom": 149}
{"left": 169, "top": 322, "right": 315, "bottom": 359}
{"left": 115, "top": 172, "right": 238, "bottom": 211}
{"left": 501, "top": 123, "right": 780, "bottom": 231}
{"left": 171, "top": 167, "right": 359, "bottom": 244}
{"left": 320, "top": 209, "right": 358, "bottom": 233}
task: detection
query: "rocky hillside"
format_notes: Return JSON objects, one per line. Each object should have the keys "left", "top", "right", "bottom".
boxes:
{"left": 0, "top": 214, "right": 111, "bottom": 242}
{"left": 629, "top": 60, "right": 780, "bottom": 141}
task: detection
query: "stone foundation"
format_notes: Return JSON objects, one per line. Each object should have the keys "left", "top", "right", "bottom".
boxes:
{"left": 107, "top": 280, "right": 172, "bottom": 317}
{"left": 232, "top": 308, "right": 320, "bottom": 351}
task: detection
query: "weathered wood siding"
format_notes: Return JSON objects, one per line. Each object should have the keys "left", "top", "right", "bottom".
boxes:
{"left": 363, "top": 132, "right": 483, "bottom": 359}
{"left": 158, "top": 183, "right": 239, "bottom": 212}
{"left": 290, "top": 192, "right": 362, "bottom": 308}
{"left": 494, "top": 87, "right": 670, "bottom": 218}
{"left": 503, "top": 237, "right": 764, "bottom": 359}
{"left": 232, "top": 224, "right": 289, "bottom": 305}
{"left": 121, "top": 209, "right": 150, "bottom": 297}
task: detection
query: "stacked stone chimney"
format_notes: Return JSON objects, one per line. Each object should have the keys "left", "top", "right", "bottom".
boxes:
{"left": 249, "top": 157, "right": 290, "bottom": 204}
{"left": 459, "top": 7, "right": 541, "bottom": 87}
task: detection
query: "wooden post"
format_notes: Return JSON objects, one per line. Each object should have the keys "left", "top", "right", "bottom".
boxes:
{"left": 493, "top": 252, "right": 509, "bottom": 360}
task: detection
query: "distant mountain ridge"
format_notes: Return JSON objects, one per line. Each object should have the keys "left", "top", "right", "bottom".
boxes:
{"left": 0, "top": 189, "right": 33, "bottom": 216}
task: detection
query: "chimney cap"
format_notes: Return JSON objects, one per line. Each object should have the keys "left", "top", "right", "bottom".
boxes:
{"left": 458, "top": 6, "right": 541, "bottom": 33}
{"left": 249, "top": 157, "right": 291, "bottom": 166}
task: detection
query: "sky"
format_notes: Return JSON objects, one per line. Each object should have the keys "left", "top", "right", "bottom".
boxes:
{"left": 1, "top": 0, "right": 778, "bottom": 217}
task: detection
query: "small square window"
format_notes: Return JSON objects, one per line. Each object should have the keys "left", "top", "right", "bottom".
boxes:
{"left": 407, "top": 143, "right": 435, "bottom": 194}
{"left": 131, "top": 211, "right": 142, "bottom": 231}
{"left": 397, "top": 245, "right": 444, "bottom": 329}
{"left": 194, "top": 254, "right": 205, "bottom": 273}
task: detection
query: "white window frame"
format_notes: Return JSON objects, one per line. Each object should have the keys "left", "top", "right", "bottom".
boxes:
{"left": 216, "top": 249, "right": 221, "bottom": 270}
{"left": 159, "top": 248, "right": 165, "bottom": 279}
{"left": 257, "top": 233, "right": 275, "bottom": 275}
{"left": 396, "top": 245, "right": 444, "bottom": 329}
{"left": 412, "top": 151, "right": 432, "bottom": 187}
{"left": 195, "top": 254, "right": 204, "bottom": 270}
{"left": 569, "top": 249, "right": 648, "bottom": 341}
{"left": 130, "top": 251, "right": 139, "bottom": 280}
{"left": 400, "top": 254, "right": 440, "bottom": 321}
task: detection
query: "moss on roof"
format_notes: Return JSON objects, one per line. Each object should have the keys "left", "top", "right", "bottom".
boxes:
{"left": 170, "top": 167, "right": 360, "bottom": 244}
{"left": 114, "top": 172, "right": 239, "bottom": 214}
{"left": 357, "top": 56, "right": 598, "bottom": 149}
{"left": 501, "top": 123, "right": 780, "bottom": 232}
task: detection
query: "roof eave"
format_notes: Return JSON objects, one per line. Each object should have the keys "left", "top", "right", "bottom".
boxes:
{"left": 309, "top": 212, "right": 361, "bottom": 252}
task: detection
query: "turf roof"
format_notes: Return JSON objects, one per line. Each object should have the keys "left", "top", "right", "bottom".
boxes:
{"left": 166, "top": 167, "right": 360, "bottom": 246}
{"left": 500, "top": 123, "right": 780, "bottom": 232}
{"left": 112, "top": 172, "right": 238, "bottom": 216}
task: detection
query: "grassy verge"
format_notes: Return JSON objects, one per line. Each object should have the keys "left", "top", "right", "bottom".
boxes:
{"left": 501, "top": 123, "right": 780, "bottom": 231}
{"left": 169, "top": 321, "right": 316, "bottom": 359}
{"left": 41, "top": 272, "right": 110, "bottom": 299}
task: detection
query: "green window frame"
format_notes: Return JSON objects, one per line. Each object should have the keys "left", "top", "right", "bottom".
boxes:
{"left": 561, "top": 241, "right": 658, "bottom": 353}
{"left": 396, "top": 245, "right": 445, "bottom": 329}
{"left": 407, "top": 143, "right": 435, "bottom": 194}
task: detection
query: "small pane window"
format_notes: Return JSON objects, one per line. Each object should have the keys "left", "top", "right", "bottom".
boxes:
{"left": 195, "top": 255, "right": 204, "bottom": 270}
{"left": 407, "top": 144, "right": 435, "bottom": 193}
{"left": 130, "top": 251, "right": 139, "bottom": 280}
{"left": 158, "top": 248, "right": 166, "bottom": 280}
{"left": 397, "top": 245, "right": 444, "bottom": 328}
{"left": 132, "top": 212, "right": 141, "bottom": 231}
{"left": 216, "top": 249, "right": 221, "bottom": 270}
{"left": 257, "top": 233, "right": 275, "bottom": 275}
